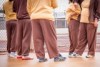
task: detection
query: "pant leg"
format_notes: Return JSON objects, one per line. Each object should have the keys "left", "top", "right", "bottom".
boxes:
{"left": 87, "top": 23, "right": 97, "bottom": 56}
{"left": 68, "top": 19, "right": 80, "bottom": 53}
{"left": 21, "top": 19, "right": 32, "bottom": 56}
{"left": 6, "top": 21, "right": 12, "bottom": 53}
{"left": 10, "top": 20, "right": 17, "bottom": 52}
{"left": 75, "top": 23, "right": 88, "bottom": 55}
{"left": 16, "top": 20, "right": 23, "bottom": 55}
{"left": 40, "top": 19, "right": 59, "bottom": 59}
{"left": 32, "top": 19, "right": 45, "bottom": 58}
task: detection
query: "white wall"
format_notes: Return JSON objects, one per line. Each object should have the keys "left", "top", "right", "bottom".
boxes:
{"left": 55, "top": 0, "right": 69, "bottom": 12}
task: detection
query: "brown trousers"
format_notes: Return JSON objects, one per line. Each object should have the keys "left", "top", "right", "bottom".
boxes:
{"left": 6, "top": 20, "right": 17, "bottom": 53}
{"left": 32, "top": 19, "right": 59, "bottom": 59}
{"left": 75, "top": 23, "right": 97, "bottom": 56}
{"left": 16, "top": 19, "right": 32, "bottom": 56}
{"left": 68, "top": 19, "right": 80, "bottom": 53}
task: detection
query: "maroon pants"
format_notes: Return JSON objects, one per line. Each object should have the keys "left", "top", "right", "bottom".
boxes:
{"left": 68, "top": 19, "right": 80, "bottom": 53}
{"left": 6, "top": 20, "right": 17, "bottom": 53}
{"left": 16, "top": 19, "right": 32, "bottom": 56}
{"left": 32, "top": 19, "right": 59, "bottom": 59}
{"left": 75, "top": 23, "right": 97, "bottom": 56}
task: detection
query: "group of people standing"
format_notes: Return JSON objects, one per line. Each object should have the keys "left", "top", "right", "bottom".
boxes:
{"left": 67, "top": 0, "right": 100, "bottom": 58}
{"left": 3, "top": 0, "right": 100, "bottom": 62}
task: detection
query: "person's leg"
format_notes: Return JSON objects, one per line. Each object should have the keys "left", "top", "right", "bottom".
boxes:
{"left": 16, "top": 20, "right": 23, "bottom": 57}
{"left": 21, "top": 19, "right": 33, "bottom": 60}
{"left": 10, "top": 20, "right": 17, "bottom": 52}
{"left": 40, "top": 19, "right": 66, "bottom": 62}
{"left": 74, "top": 23, "right": 88, "bottom": 56}
{"left": 86, "top": 23, "right": 97, "bottom": 58}
{"left": 39, "top": 19, "right": 59, "bottom": 58}
{"left": 32, "top": 19, "right": 46, "bottom": 62}
{"left": 6, "top": 21, "right": 12, "bottom": 53}
{"left": 8, "top": 20, "right": 17, "bottom": 57}
{"left": 68, "top": 19, "right": 80, "bottom": 56}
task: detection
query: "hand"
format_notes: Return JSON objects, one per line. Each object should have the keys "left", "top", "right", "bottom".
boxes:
{"left": 94, "top": 18, "right": 98, "bottom": 27}
{"left": 74, "top": 2, "right": 78, "bottom": 6}
{"left": 74, "top": 2, "right": 78, "bottom": 8}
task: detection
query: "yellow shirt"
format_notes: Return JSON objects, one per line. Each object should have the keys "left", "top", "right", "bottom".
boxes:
{"left": 3, "top": 1, "right": 17, "bottom": 21}
{"left": 66, "top": 3, "right": 81, "bottom": 24}
{"left": 27, "top": 0, "right": 58, "bottom": 21}
{"left": 80, "top": 0, "right": 90, "bottom": 23}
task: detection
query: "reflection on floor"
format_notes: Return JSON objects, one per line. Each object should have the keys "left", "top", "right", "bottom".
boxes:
{"left": 0, "top": 53, "right": 100, "bottom": 67}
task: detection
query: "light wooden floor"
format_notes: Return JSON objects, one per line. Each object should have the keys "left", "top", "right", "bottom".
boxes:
{"left": 0, "top": 52, "right": 100, "bottom": 67}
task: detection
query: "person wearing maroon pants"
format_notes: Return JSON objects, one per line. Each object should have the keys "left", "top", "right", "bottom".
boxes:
{"left": 73, "top": 0, "right": 100, "bottom": 58}
{"left": 13, "top": 0, "right": 33, "bottom": 60}
{"left": 3, "top": 0, "right": 17, "bottom": 58}
{"left": 66, "top": 0, "right": 81, "bottom": 57}
{"left": 27, "top": 0, "right": 66, "bottom": 62}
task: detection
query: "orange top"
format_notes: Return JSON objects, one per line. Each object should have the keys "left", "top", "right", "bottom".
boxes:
{"left": 80, "top": 0, "right": 90, "bottom": 23}
{"left": 27, "top": 0, "right": 58, "bottom": 21}
{"left": 66, "top": 3, "right": 81, "bottom": 24}
{"left": 3, "top": 1, "right": 17, "bottom": 21}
